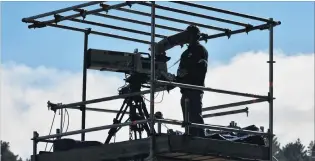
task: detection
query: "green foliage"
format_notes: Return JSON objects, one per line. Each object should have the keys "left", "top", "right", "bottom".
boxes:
{"left": 279, "top": 139, "right": 308, "bottom": 161}
{"left": 307, "top": 141, "right": 314, "bottom": 156}
{"left": 1, "top": 141, "right": 23, "bottom": 161}
{"left": 273, "top": 136, "right": 282, "bottom": 158}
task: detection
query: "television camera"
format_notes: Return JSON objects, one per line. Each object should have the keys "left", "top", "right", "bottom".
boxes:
{"left": 87, "top": 48, "right": 175, "bottom": 143}
{"left": 87, "top": 24, "right": 205, "bottom": 85}
{"left": 86, "top": 25, "right": 205, "bottom": 143}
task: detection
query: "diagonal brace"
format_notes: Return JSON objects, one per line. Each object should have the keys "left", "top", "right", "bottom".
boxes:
{"left": 155, "top": 80, "right": 269, "bottom": 99}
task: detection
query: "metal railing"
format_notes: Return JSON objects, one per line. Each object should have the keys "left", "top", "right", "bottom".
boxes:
{"left": 21, "top": 1, "right": 281, "bottom": 161}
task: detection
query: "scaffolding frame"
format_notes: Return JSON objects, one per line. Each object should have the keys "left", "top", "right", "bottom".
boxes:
{"left": 22, "top": 1, "right": 281, "bottom": 161}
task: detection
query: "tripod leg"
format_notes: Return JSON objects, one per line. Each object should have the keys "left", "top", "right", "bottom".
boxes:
{"left": 118, "top": 98, "right": 130, "bottom": 122}
{"left": 134, "top": 130, "right": 137, "bottom": 140}
{"left": 138, "top": 97, "right": 155, "bottom": 136}
{"left": 105, "top": 98, "right": 130, "bottom": 144}
{"left": 139, "top": 131, "right": 142, "bottom": 139}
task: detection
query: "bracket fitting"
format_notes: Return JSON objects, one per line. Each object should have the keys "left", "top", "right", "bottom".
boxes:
{"left": 267, "top": 92, "right": 273, "bottom": 103}
{"left": 154, "top": 111, "right": 163, "bottom": 119}
{"left": 85, "top": 28, "right": 92, "bottom": 35}
{"left": 100, "top": 3, "right": 109, "bottom": 13}
{"left": 33, "top": 131, "right": 39, "bottom": 140}
{"left": 267, "top": 19, "right": 281, "bottom": 27}
{"left": 181, "top": 121, "right": 191, "bottom": 128}
{"left": 200, "top": 33, "right": 209, "bottom": 43}
{"left": 245, "top": 24, "right": 254, "bottom": 34}
{"left": 54, "top": 14, "right": 63, "bottom": 24}
{"left": 126, "top": 1, "right": 133, "bottom": 8}
{"left": 29, "top": 20, "right": 47, "bottom": 29}
{"left": 79, "top": 9, "right": 87, "bottom": 20}
{"left": 224, "top": 29, "right": 232, "bottom": 39}
{"left": 47, "top": 101, "right": 62, "bottom": 113}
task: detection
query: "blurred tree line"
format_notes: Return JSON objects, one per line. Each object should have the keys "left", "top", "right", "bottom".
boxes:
{"left": 272, "top": 137, "right": 314, "bottom": 161}
{"left": 1, "top": 141, "right": 30, "bottom": 161}
{"left": 1, "top": 138, "right": 314, "bottom": 161}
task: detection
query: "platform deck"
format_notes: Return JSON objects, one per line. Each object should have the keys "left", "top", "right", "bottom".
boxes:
{"left": 35, "top": 134, "right": 269, "bottom": 161}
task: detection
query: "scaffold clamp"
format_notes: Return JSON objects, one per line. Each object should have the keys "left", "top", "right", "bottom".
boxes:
{"left": 54, "top": 14, "right": 63, "bottom": 24}
{"left": 126, "top": 1, "right": 133, "bottom": 8}
{"left": 79, "top": 9, "right": 87, "bottom": 20}
{"left": 225, "top": 29, "right": 232, "bottom": 39}
{"left": 245, "top": 24, "right": 254, "bottom": 34}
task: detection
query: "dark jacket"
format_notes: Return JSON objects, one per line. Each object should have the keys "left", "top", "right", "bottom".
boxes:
{"left": 176, "top": 42, "right": 208, "bottom": 94}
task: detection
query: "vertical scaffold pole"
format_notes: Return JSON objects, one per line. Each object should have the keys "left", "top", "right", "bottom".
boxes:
{"left": 268, "top": 18, "right": 274, "bottom": 161}
{"left": 32, "top": 131, "right": 38, "bottom": 161}
{"left": 60, "top": 109, "right": 63, "bottom": 134}
{"left": 81, "top": 28, "right": 91, "bottom": 141}
{"left": 150, "top": 1, "right": 156, "bottom": 161}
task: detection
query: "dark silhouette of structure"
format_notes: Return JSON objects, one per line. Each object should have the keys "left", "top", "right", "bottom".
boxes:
{"left": 21, "top": 1, "right": 281, "bottom": 161}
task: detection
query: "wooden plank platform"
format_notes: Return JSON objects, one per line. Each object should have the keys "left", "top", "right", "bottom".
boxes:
{"left": 34, "top": 134, "right": 269, "bottom": 161}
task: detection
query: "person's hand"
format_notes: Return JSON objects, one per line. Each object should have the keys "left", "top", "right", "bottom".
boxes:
{"left": 159, "top": 71, "right": 176, "bottom": 92}
{"left": 160, "top": 71, "right": 176, "bottom": 81}
{"left": 167, "top": 74, "right": 176, "bottom": 93}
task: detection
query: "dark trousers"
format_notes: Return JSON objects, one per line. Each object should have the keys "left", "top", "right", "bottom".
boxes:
{"left": 180, "top": 91, "right": 205, "bottom": 137}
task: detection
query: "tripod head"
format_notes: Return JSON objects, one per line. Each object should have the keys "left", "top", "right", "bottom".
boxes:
{"left": 118, "top": 72, "right": 149, "bottom": 95}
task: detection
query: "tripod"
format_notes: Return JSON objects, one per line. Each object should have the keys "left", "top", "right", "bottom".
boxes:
{"left": 105, "top": 74, "right": 152, "bottom": 144}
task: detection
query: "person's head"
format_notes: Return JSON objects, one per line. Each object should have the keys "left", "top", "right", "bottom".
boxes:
{"left": 185, "top": 25, "right": 201, "bottom": 44}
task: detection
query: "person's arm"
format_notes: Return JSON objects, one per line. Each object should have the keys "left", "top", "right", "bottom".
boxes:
{"left": 186, "top": 46, "right": 208, "bottom": 78}
{"left": 175, "top": 46, "right": 208, "bottom": 84}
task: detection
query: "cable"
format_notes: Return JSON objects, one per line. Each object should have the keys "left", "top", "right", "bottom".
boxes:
{"left": 273, "top": 156, "right": 279, "bottom": 161}
{"left": 65, "top": 109, "right": 69, "bottom": 132}
{"left": 162, "top": 123, "right": 170, "bottom": 130}
{"left": 62, "top": 109, "right": 66, "bottom": 132}
{"left": 155, "top": 91, "right": 164, "bottom": 103}
{"left": 44, "top": 112, "right": 56, "bottom": 151}
{"left": 117, "top": 73, "right": 129, "bottom": 93}
{"left": 154, "top": 91, "right": 160, "bottom": 97}
{"left": 142, "top": 91, "right": 164, "bottom": 104}
{"left": 49, "top": 143, "right": 53, "bottom": 152}
{"left": 48, "top": 109, "right": 70, "bottom": 152}
{"left": 168, "top": 58, "right": 180, "bottom": 70}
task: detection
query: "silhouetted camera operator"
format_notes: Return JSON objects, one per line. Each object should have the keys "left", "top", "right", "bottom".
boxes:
{"left": 156, "top": 25, "right": 208, "bottom": 137}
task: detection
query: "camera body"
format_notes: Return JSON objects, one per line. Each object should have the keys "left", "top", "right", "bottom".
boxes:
{"left": 87, "top": 48, "right": 169, "bottom": 79}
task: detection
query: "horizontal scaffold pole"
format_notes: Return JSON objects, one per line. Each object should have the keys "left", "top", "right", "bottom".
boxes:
{"left": 34, "top": 119, "right": 149, "bottom": 141}
{"left": 138, "top": 2, "right": 249, "bottom": 27}
{"left": 22, "top": 1, "right": 104, "bottom": 23}
{"left": 101, "top": 4, "right": 227, "bottom": 32}
{"left": 45, "top": 24, "right": 152, "bottom": 44}
{"left": 156, "top": 119, "right": 269, "bottom": 136}
{"left": 52, "top": 86, "right": 166, "bottom": 110}
{"left": 73, "top": 9, "right": 183, "bottom": 32}
{"left": 200, "top": 21, "right": 281, "bottom": 40}
{"left": 172, "top": 1, "right": 271, "bottom": 23}
{"left": 26, "top": 1, "right": 139, "bottom": 28}
{"left": 69, "top": 18, "right": 167, "bottom": 38}
{"left": 68, "top": 106, "right": 131, "bottom": 114}
{"left": 155, "top": 80, "right": 269, "bottom": 99}
{"left": 202, "top": 107, "right": 248, "bottom": 118}
{"left": 202, "top": 98, "right": 272, "bottom": 112}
